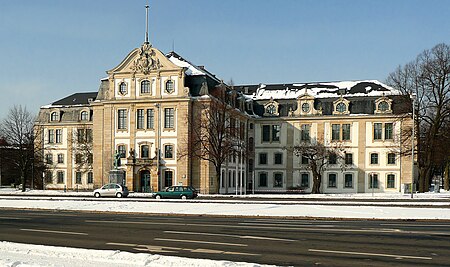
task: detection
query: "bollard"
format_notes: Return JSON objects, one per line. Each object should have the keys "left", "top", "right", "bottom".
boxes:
{"left": 64, "top": 185, "right": 66, "bottom": 192}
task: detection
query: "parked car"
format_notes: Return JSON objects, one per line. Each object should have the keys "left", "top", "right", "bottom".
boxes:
{"left": 152, "top": 186, "right": 198, "bottom": 200}
{"left": 94, "top": 183, "right": 129, "bottom": 198}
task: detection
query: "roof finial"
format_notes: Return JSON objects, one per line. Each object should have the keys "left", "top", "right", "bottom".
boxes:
{"left": 145, "top": 3, "right": 149, "bottom": 44}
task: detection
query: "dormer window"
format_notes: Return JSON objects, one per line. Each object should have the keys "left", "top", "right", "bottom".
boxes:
{"left": 165, "top": 80, "right": 174, "bottom": 94}
{"left": 119, "top": 82, "right": 127, "bottom": 95}
{"left": 140, "top": 80, "right": 151, "bottom": 94}
{"left": 80, "top": 111, "right": 89, "bottom": 121}
{"left": 301, "top": 103, "right": 310, "bottom": 113}
{"left": 333, "top": 97, "right": 350, "bottom": 115}
{"left": 50, "top": 111, "right": 59, "bottom": 122}
{"left": 263, "top": 98, "right": 279, "bottom": 116}
{"left": 375, "top": 97, "right": 393, "bottom": 114}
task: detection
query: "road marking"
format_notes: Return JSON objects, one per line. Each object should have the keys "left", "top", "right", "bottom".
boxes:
{"left": 106, "top": 242, "right": 137, "bottom": 247}
{"left": 154, "top": 238, "right": 247, "bottom": 247}
{"left": 308, "top": 249, "right": 432, "bottom": 260}
{"left": 86, "top": 220, "right": 450, "bottom": 236}
{"left": 164, "top": 230, "right": 295, "bottom": 242}
{"left": 240, "top": 222, "right": 336, "bottom": 228}
{"left": 381, "top": 223, "right": 450, "bottom": 227}
{"left": 20, "top": 228, "right": 88, "bottom": 235}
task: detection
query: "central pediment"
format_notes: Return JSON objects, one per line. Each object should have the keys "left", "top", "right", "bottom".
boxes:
{"left": 107, "top": 43, "right": 182, "bottom": 75}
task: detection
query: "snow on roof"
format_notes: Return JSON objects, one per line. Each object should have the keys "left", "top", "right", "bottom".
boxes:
{"left": 166, "top": 52, "right": 206, "bottom": 76}
{"left": 252, "top": 80, "right": 402, "bottom": 100}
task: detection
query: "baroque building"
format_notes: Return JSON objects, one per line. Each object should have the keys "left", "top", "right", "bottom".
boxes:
{"left": 36, "top": 41, "right": 414, "bottom": 194}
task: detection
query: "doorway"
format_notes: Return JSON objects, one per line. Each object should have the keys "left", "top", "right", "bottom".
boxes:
{"left": 140, "top": 170, "right": 151, "bottom": 192}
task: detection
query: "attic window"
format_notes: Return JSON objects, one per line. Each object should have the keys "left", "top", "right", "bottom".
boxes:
{"left": 50, "top": 111, "right": 59, "bottom": 122}
{"left": 375, "top": 97, "right": 392, "bottom": 114}
{"left": 332, "top": 98, "right": 350, "bottom": 115}
{"left": 80, "top": 111, "right": 89, "bottom": 121}
{"left": 336, "top": 102, "right": 347, "bottom": 113}
{"left": 267, "top": 104, "right": 276, "bottom": 115}
{"left": 141, "top": 80, "right": 151, "bottom": 94}
{"left": 165, "top": 80, "right": 174, "bottom": 94}
{"left": 378, "top": 101, "right": 389, "bottom": 112}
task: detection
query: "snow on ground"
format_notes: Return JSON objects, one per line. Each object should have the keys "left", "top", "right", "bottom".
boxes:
{"left": 0, "top": 241, "right": 275, "bottom": 267}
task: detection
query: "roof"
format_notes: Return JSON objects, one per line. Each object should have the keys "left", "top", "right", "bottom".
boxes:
{"left": 235, "top": 80, "right": 401, "bottom": 100}
{"left": 166, "top": 51, "right": 220, "bottom": 82}
{"left": 50, "top": 92, "right": 98, "bottom": 106}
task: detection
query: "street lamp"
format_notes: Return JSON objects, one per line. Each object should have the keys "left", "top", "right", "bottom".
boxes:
{"left": 410, "top": 93, "right": 416, "bottom": 199}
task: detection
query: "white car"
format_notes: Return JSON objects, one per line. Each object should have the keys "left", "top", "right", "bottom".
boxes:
{"left": 94, "top": 183, "right": 129, "bottom": 198}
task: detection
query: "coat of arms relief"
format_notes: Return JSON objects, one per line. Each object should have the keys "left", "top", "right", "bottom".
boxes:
{"left": 132, "top": 43, "right": 162, "bottom": 74}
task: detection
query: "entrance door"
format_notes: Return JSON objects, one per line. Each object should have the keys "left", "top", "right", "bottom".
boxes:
{"left": 140, "top": 170, "right": 151, "bottom": 192}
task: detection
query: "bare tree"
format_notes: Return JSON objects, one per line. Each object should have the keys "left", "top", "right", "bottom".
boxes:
{"left": 0, "top": 105, "right": 43, "bottom": 191}
{"left": 69, "top": 126, "right": 93, "bottom": 172}
{"left": 179, "top": 84, "right": 246, "bottom": 193}
{"left": 292, "top": 140, "right": 347, "bottom": 194}
{"left": 386, "top": 43, "right": 450, "bottom": 192}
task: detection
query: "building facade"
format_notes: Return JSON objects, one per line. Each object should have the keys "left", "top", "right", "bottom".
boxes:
{"left": 36, "top": 41, "right": 414, "bottom": 194}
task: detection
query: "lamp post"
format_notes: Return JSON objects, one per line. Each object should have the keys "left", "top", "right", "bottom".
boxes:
{"left": 31, "top": 157, "right": 34, "bottom": 190}
{"left": 410, "top": 93, "right": 416, "bottom": 199}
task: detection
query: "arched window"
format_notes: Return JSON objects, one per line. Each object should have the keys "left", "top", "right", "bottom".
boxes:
{"left": 336, "top": 102, "right": 347, "bottom": 113}
{"left": 165, "top": 80, "right": 174, "bottom": 94}
{"left": 141, "top": 80, "right": 151, "bottom": 94}
{"left": 378, "top": 101, "right": 389, "bottom": 112}
{"left": 50, "top": 112, "right": 59, "bottom": 121}
{"left": 119, "top": 82, "right": 127, "bottom": 95}
{"left": 80, "top": 111, "right": 89, "bottom": 121}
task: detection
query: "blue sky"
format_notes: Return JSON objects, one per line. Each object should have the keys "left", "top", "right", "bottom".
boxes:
{"left": 1, "top": 0, "right": 449, "bottom": 117}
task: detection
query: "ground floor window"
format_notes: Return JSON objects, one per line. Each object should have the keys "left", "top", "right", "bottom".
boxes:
{"left": 344, "top": 173, "right": 353, "bottom": 188}
{"left": 75, "top": 172, "right": 82, "bottom": 184}
{"left": 369, "top": 173, "right": 379, "bottom": 189}
{"left": 328, "top": 173, "right": 337, "bottom": 188}
{"left": 387, "top": 174, "right": 395, "bottom": 188}
{"left": 164, "top": 170, "right": 173, "bottom": 187}
{"left": 274, "top": 173, "right": 283, "bottom": 187}
{"left": 301, "top": 173, "right": 309, "bottom": 188}
{"left": 57, "top": 171, "right": 64, "bottom": 184}
{"left": 259, "top": 172, "right": 268, "bottom": 187}
{"left": 45, "top": 171, "right": 52, "bottom": 183}
{"left": 87, "top": 172, "right": 93, "bottom": 184}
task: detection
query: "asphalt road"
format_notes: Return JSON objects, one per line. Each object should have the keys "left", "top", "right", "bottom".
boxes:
{"left": 0, "top": 209, "right": 449, "bottom": 266}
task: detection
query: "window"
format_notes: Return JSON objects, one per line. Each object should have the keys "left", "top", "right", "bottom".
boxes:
{"left": 374, "top": 123, "right": 382, "bottom": 140}
{"left": 301, "top": 173, "right": 309, "bottom": 188}
{"left": 301, "top": 103, "right": 310, "bottom": 112}
{"left": 259, "top": 172, "right": 268, "bottom": 187}
{"left": 48, "top": 129, "right": 54, "bottom": 144}
{"left": 141, "top": 80, "right": 151, "bottom": 94}
{"left": 328, "top": 153, "right": 337, "bottom": 165}
{"left": 118, "top": 109, "right": 127, "bottom": 130}
{"left": 87, "top": 153, "right": 93, "bottom": 164}
{"left": 301, "top": 155, "right": 309, "bottom": 165}
{"left": 248, "top": 137, "right": 254, "bottom": 151}
{"left": 165, "top": 170, "right": 173, "bottom": 187}
{"left": 262, "top": 125, "right": 270, "bottom": 142}
{"left": 164, "top": 108, "right": 174, "bottom": 128}
{"left": 75, "top": 172, "right": 82, "bottom": 184}
{"left": 75, "top": 154, "right": 82, "bottom": 164}
{"left": 266, "top": 104, "right": 276, "bottom": 115}
{"left": 387, "top": 153, "right": 396, "bottom": 165}
{"left": 86, "top": 129, "right": 92, "bottom": 143}
{"left": 342, "top": 124, "right": 351, "bottom": 141}
{"left": 328, "top": 173, "right": 337, "bottom": 188}
{"left": 274, "top": 173, "right": 283, "bottom": 187}
{"left": 274, "top": 153, "right": 283, "bottom": 165}
{"left": 259, "top": 153, "right": 267, "bottom": 165}
{"left": 249, "top": 123, "right": 254, "bottom": 130}
{"left": 80, "top": 111, "right": 89, "bottom": 121}
{"left": 77, "top": 129, "right": 85, "bottom": 143}
{"left": 50, "top": 112, "right": 58, "bottom": 121}
{"left": 385, "top": 123, "right": 393, "bottom": 140}
{"left": 378, "top": 101, "right": 389, "bottom": 112}
{"left": 387, "top": 174, "right": 395, "bottom": 188}
{"left": 248, "top": 159, "right": 254, "bottom": 172}
{"left": 45, "top": 154, "right": 53, "bottom": 165}
{"left": 164, "top": 144, "right": 174, "bottom": 159}
{"left": 118, "top": 145, "right": 126, "bottom": 158}
{"left": 137, "top": 109, "right": 145, "bottom": 129}
{"left": 336, "top": 102, "right": 346, "bottom": 113}
{"left": 345, "top": 153, "right": 353, "bottom": 165}
{"left": 369, "top": 173, "right": 379, "bottom": 189}
{"left": 45, "top": 171, "right": 52, "bottom": 183}
{"left": 344, "top": 173, "right": 353, "bottom": 188}
{"left": 87, "top": 172, "right": 93, "bottom": 184}
{"left": 57, "top": 171, "right": 64, "bottom": 184}
{"left": 370, "top": 153, "right": 379, "bottom": 165}
{"left": 165, "top": 80, "right": 174, "bottom": 94}
{"left": 331, "top": 124, "right": 340, "bottom": 141}
{"left": 55, "top": 129, "right": 62, "bottom": 143}
{"left": 57, "top": 154, "right": 64, "bottom": 164}
{"left": 141, "top": 145, "right": 149, "bottom": 158}
{"left": 300, "top": 124, "right": 310, "bottom": 142}
{"left": 147, "top": 109, "right": 154, "bottom": 129}
{"left": 272, "top": 125, "right": 280, "bottom": 141}
{"left": 119, "top": 82, "right": 127, "bottom": 95}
